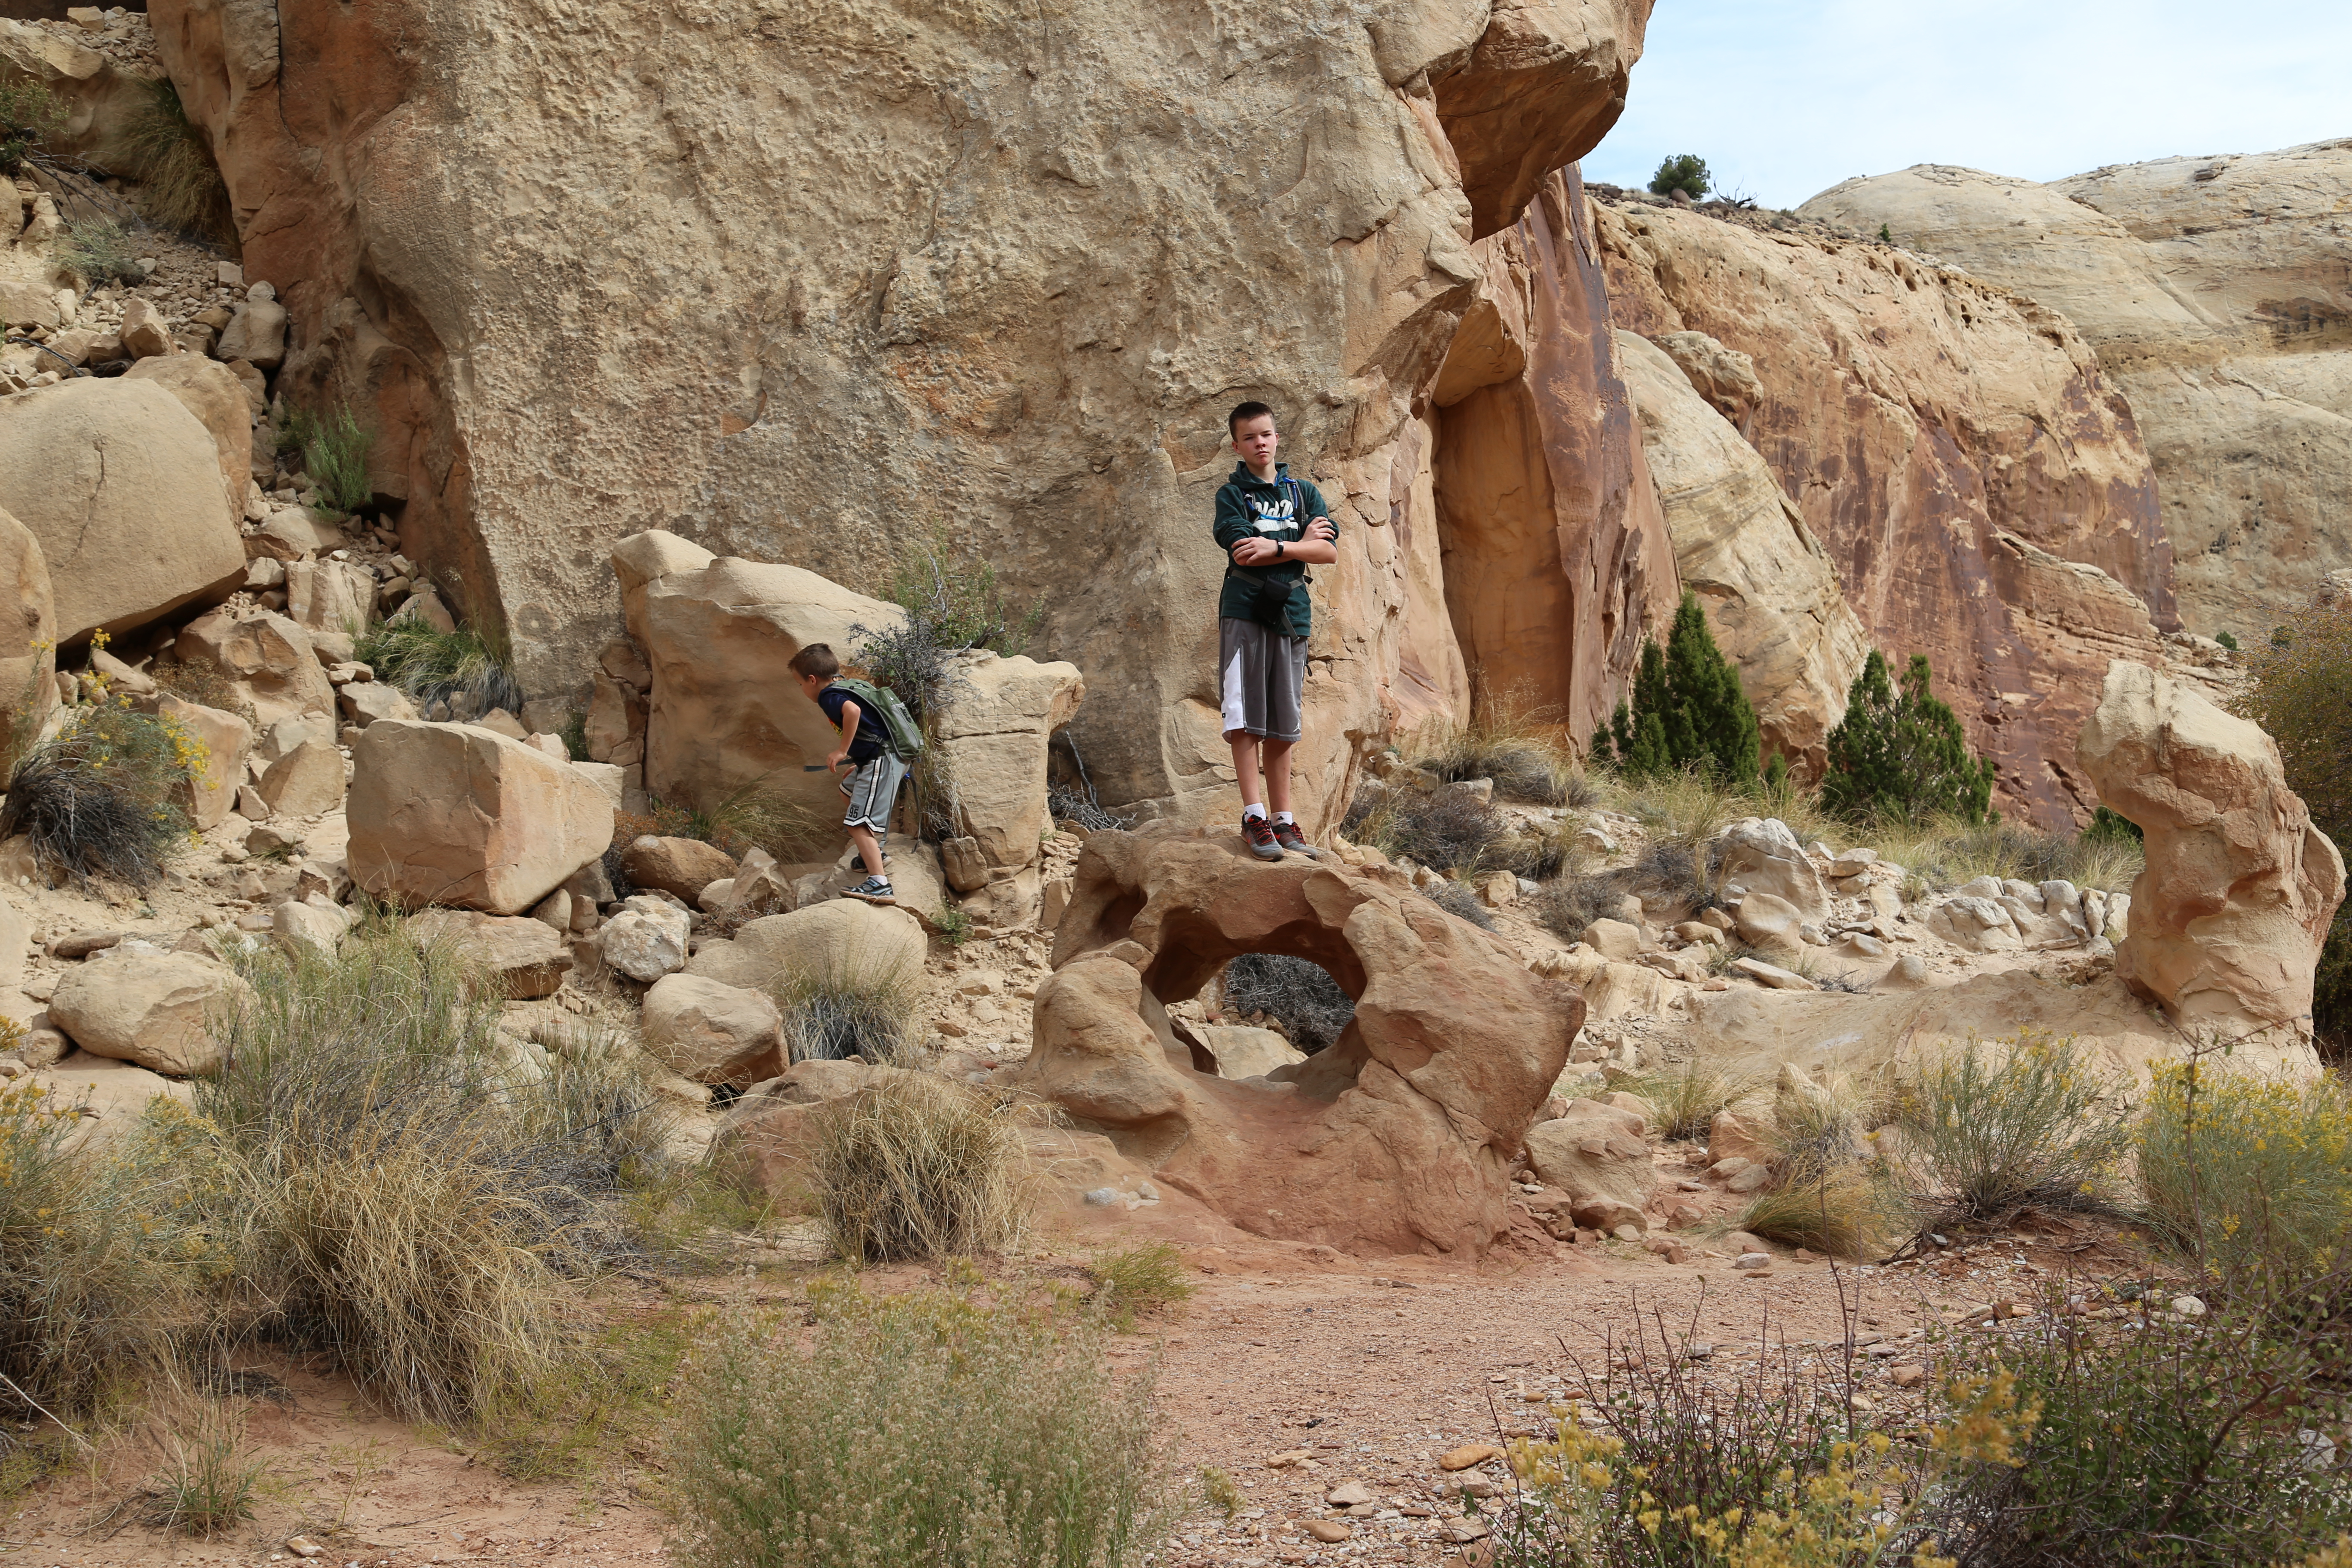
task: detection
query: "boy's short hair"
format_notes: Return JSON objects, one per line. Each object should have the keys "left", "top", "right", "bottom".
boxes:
{"left": 789, "top": 643, "right": 840, "bottom": 680}
{"left": 1228, "top": 400, "right": 1275, "bottom": 437}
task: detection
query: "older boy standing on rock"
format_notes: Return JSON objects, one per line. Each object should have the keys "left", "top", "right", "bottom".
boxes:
{"left": 1214, "top": 401, "right": 1339, "bottom": 861}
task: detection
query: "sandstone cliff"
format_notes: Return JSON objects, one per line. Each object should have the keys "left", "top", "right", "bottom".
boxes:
{"left": 1597, "top": 200, "right": 2175, "bottom": 824}
{"left": 1800, "top": 142, "right": 2352, "bottom": 643}
{"left": 149, "top": 0, "right": 1657, "bottom": 824}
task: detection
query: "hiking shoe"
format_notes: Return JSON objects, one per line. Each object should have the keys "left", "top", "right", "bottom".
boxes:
{"left": 1271, "top": 821, "right": 1321, "bottom": 859}
{"left": 1243, "top": 816, "right": 1284, "bottom": 861}
{"left": 846, "top": 875, "right": 894, "bottom": 901}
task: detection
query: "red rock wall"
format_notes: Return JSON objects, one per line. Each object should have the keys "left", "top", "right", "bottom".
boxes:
{"left": 1600, "top": 203, "right": 2177, "bottom": 825}
{"left": 1431, "top": 168, "right": 1679, "bottom": 744}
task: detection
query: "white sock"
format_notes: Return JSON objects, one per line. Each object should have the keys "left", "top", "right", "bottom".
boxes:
{"left": 1243, "top": 804, "right": 1267, "bottom": 822}
{"left": 1274, "top": 812, "right": 1295, "bottom": 825}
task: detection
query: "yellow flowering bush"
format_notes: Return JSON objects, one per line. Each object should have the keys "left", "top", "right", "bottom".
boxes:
{"left": 1886, "top": 1029, "right": 2129, "bottom": 1222}
{"left": 2139, "top": 1060, "right": 2352, "bottom": 1274}
{"left": 0, "top": 689, "right": 210, "bottom": 886}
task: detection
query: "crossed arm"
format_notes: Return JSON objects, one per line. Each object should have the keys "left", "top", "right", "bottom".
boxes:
{"left": 1231, "top": 516, "right": 1338, "bottom": 567}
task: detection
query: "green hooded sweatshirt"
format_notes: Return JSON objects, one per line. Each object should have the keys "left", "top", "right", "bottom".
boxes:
{"left": 1212, "top": 461, "right": 1336, "bottom": 639}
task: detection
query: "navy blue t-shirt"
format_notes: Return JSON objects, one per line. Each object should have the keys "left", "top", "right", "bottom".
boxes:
{"left": 817, "top": 684, "right": 887, "bottom": 763}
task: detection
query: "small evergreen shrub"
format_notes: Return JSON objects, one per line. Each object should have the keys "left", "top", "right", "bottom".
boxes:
{"left": 1648, "top": 153, "right": 1711, "bottom": 200}
{"left": 1819, "top": 648, "right": 1996, "bottom": 824}
{"left": 2215, "top": 629, "right": 2241, "bottom": 651}
{"left": 1587, "top": 593, "right": 1759, "bottom": 784}
{"left": 1088, "top": 1241, "right": 1192, "bottom": 1329}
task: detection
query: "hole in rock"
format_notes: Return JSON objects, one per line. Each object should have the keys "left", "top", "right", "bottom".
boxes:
{"left": 1217, "top": 954, "right": 1355, "bottom": 1055}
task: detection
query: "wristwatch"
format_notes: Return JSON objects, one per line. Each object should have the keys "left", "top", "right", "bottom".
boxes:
{"left": 1274, "top": 541, "right": 1286, "bottom": 560}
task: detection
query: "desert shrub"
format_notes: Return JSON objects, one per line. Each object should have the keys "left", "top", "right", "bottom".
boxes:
{"left": 0, "top": 1081, "right": 187, "bottom": 1419}
{"left": 669, "top": 1282, "right": 1171, "bottom": 1568}
{"left": 0, "top": 698, "right": 207, "bottom": 886}
{"left": 149, "top": 1408, "right": 264, "bottom": 1536}
{"left": 1886, "top": 1031, "right": 2129, "bottom": 1227}
{"left": 809, "top": 1077, "right": 1025, "bottom": 1262}
{"left": 353, "top": 616, "right": 522, "bottom": 717}
{"left": 1532, "top": 861, "right": 1619, "bottom": 945}
{"left": 2138, "top": 1062, "right": 2352, "bottom": 1277}
{"left": 932, "top": 903, "right": 974, "bottom": 947}
{"left": 773, "top": 962, "right": 920, "bottom": 1066}
{"left": 1412, "top": 692, "right": 1578, "bottom": 806}
{"left": 1588, "top": 593, "right": 1760, "bottom": 785}
{"left": 149, "top": 654, "right": 251, "bottom": 722}
{"left": 0, "top": 81, "right": 65, "bottom": 175}
{"left": 193, "top": 916, "right": 655, "bottom": 1422}
{"left": 277, "top": 402, "right": 375, "bottom": 514}
{"left": 2215, "top": 628, "right": 2241, "bottom": 652}
{"left": 1089, "top": 1242, "right": 1192, "bottom": 1329}
{"left": 1420, "top": 876, "right": 1496, "bottom": 930}
{"left": 1648, "top": 153, "right": 1712, "bottom": 200}
{"left": 1732, "top": 1164, "right": 1894, "bottom": 1258}
{"left": 1346, "top": 778, "right": 1507, "bottom": 876}
{"left": 122, "top": 77, "right": 232, "bottom": 239}
{"left": 1821, "top": 649, "right": 1996, "bottom": 826}
{"left": 1918, "top": 1265, "right": 2352, "bottom": 1567}
{"left": 1220, "top": 953, "right": 1354, "bottom": 1054}
{"left": 1617, "top": 1058, "right": 1758, "bottom": 1142}
{"left": 1765, "top": 1066, "right": 1885, "bottom": 1182}
{"left": 54, "top": 217, "right": 144, "bottom": 286}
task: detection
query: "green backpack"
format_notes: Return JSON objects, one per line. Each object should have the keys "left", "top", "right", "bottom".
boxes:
{"left": 830, "top": 677, "right": 926, "bottom": 760}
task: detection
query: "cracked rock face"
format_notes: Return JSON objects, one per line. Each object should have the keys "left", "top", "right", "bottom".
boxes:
{"left": 151, "top": 0, "right": 1654, "bottom": 826}
{"left": 1019, "top": 823, "right": 1581, "bottom": 1256}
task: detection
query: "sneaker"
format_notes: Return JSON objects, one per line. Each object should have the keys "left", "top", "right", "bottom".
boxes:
{"left": 1271, "top": 821, "right": 1321, "bottom": 859}
{"left": 845, "top": 875, "right": 894, "bottom": 901}
{"left": 1243, "top": 815, "right": 1284, "bottom": 861}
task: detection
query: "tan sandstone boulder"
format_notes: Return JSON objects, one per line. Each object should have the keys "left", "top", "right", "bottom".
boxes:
{"left": 599, "top": 894, "right": 692, "bottom": 983}
{"left": 156, "top": 695, "right": 252, "bottom": 831}
{"left": 122, "top": 355, "right": 255, "bottom": 513}
{"left": 618, "top": 533, "right": 910, "bottom": 828}
{"left": 0, "top": 379, "right": 245, "bottom": 640}
{"left": 685, "top": 898, "right": 925, "bottom": 997}
{"left": 1616, "top": 330, "right": 1869, "bottom": 776}
{"left": 174, "top": 608, "right": 336, "bottom": 726}
{"left": 1016, "top": 823, "right": 1580, "bottom": 1255}
{"left": 0, "top": 506, "right": 56, "bottom": 758}
{"left": 49, "top": 947, "right": 254, "bottom": 1077}
{"left": 932, "top": 651, "right": 1086, "bottom": 880}
{"left": 1714, "top": 818, "right": 1830, "bottom": 922}
{"left": 640, "top": 972, "right": 784, "bottom": 1086}
{"left": 2076, "top": 660, "right": 2346, "bottom": 1042}
{"left": 1525, "top": 1099, "right": 1657, "bottom": 1214}
{"left": 349, "top": 720, "right": 615, "bottom": 914}
{"left": 256, "top": 738, "right": 345, "bottom": 818}
{"left": 406, "top": 908, "right": 573, "bottom": 998}
{"left": 621, "top": 835, "right": 738, "bottom": 904}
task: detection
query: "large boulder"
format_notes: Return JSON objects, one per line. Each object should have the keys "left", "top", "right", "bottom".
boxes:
{"left": 348, "top": 720, "right": 615, "bottom": 915}
{"left": 1525, "top": 1099, "right": 1657, "bottom": 1213}
{"left": 599, "top": 894, "right": 692, "bottom": 983}
{"left": 686, "top": 898, "right": 926, "bottom": 996}
{"left": 1714, "top": 818, "right": 1830, "bottom": 922}
{"left": 122, "top": 356, "right": 255, "bottom": 513}
{"left": 2076, "top": 660, "right": 2346, "bottom": 1042}
{"left": 214, "top": 282, "right": 287, "bottom": 370}
{"left": 0, "top": 379, "right": 245, "bottom": 640}
{"left": 406, "top": 908, "right": 573, "bottom": 998}
{"left": 48, "top": 947, "right": 253, "bottom": 1077}
{"left": 619, "top": 536, "right": 909, "bottom": 826}
{"left": 284, "top": 557, "right": 375, "bottom": 637}
{"left": 1801, "top": 146, "right": 2352, "bottom": 644}
{"left": 1615, "top": 331, "right": 1870, "bottom": 777}
{"left": 256, "top": 738, "right": 345, "bottom": 818}
{"left": 0, "top": 505, "right": 56, "bottom": 759}
{"left": 932, "top": 651, "right": 1086, "bottom": 880}
{"left": 173, "top": 608, "right": 337, "bottom": 726}
{"left": 621, "top": 834, "right": 738, "bottom": 904}
{"left": 640, "top": 972, "right": 784, "bottom": 1085}
{"left": 156, "top": 695, "right": 253, "bottom": 831}
{"left": 1016, "top": 823, "right": 1580, "bottom": 1255}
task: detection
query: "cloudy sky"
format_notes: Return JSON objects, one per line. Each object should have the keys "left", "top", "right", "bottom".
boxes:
{"left": 1582, "top": 0, "right": 2352, "bottom": 210}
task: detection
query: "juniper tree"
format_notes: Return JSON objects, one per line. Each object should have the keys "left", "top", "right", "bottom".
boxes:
{"left": 1820, "top": 650, "right": 1996, "bottom": 824}
{"left": 1588, "top": 594, "right": 1760, "bottom": 784}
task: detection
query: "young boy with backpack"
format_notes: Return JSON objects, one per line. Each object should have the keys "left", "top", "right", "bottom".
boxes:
{"left": 1213, "top": 401, "right": 1339, "bottom": 860}
{"left": 790, "top": 642, "right": 922, "bottom": 901}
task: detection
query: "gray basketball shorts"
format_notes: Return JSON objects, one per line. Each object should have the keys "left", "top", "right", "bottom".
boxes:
{"left": 841, "top": 752, "right": 906, "bottom": 831}
{"left": 1218, "top": 617, "right": 1308, "bottom": 744}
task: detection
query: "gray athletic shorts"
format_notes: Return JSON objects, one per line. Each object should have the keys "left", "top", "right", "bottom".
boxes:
{"left": 841, "top": 752, "right": 906, "bottom": 831}
{"left": 1218, "top": 617, "right": 1308, "bottom": 743}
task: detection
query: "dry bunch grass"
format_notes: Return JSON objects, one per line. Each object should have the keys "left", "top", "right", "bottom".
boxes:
{"left": 1616, "top": 1057, "right": 1761, "bottom": 1141}
{"left": 1408, "top": 689, "right": 1582, "bottom": 806}
{"left": 122, "top": 77, "right": 231, "bottom": 239}
{"left": 772, "top": 960, "right": 921, "bottom": 1066}
{"left": 811, "top": 1077, "right": 1027, "bottom": 1262}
